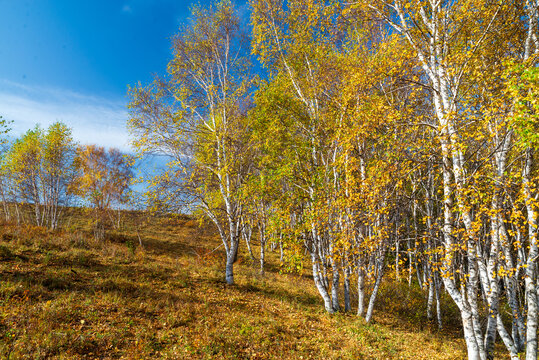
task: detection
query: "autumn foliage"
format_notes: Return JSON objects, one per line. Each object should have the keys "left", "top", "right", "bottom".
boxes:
{"left": 1, "top": 0, "right": 539, "bottom": 358}
{"left": 126, "top": 1, "right": 539, "bottom": 359}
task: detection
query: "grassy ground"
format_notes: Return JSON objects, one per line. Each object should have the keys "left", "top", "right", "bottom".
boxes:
{"left": 0, "top": 212, "right": 469, "bottom": 359}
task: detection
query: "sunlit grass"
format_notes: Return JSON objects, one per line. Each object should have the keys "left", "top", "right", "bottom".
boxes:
{"left": 0, "top": 212, "right": 469, "bottom": 359}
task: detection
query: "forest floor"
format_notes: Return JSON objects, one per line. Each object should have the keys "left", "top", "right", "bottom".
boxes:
{"left": 0, "top": 211, "right": 475, "bottom": 359}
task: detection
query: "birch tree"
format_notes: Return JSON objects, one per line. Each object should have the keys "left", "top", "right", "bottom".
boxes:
{"left": 4, "top": 123, "right": 77, "bottom": 229}
{"left": 357, "top": 0, "right": 536, "bottom": 358}
{"left": 0, "top": 116, "right": 12, "bottom": 222}
{"left": 71, "top": 145, "right": 133, "bottom": 240}
{"left": 128, "top": 0, "right": 254, "bottom": 284}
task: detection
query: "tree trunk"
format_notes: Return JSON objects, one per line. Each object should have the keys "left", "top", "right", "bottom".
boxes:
{"left": 243, "top": 223, "right": 255, "bottom": 261}
{"left": 225, "top": 235, "right": 239, "bottom": 285}
{"left": 427, "top": 276, "right": 434, "bottom": 320}
{"left": 365, "top": 259, "right": 384, "bottom": 323}
{"left": 330, "top": 256, "right": 340, "bottom": 312}
{"left": 259, "top": 224, "right": 266, "bottom": 275}
{"left": 523, "top": 149, "right": 538, "bottom": 360}
{"left": 435, "top": 274, "right": 442, "bottom": 329}
{"left": 343, "top": 264, "right": 351, "bottom": 312}
{"left": 311, "top": 250, "right": 334, "bottom": 313}
{"left": 395, "top": 239, "right": 400, "bottom": 282}
{"left": 462, "top": 310, "right": 483, "bottom": 360}
{"left": 497, "top": 315, "right": 520, "bottom": 360}
{"left": 225, "top": 251, "right": 235, "bottom": 285}
{"left": 357, "top": 264, "right": 365, "bottom": 317}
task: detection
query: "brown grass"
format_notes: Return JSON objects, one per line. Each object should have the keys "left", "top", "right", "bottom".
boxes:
{"left": 0, "top": 212, "right": 471, "bottom": 359}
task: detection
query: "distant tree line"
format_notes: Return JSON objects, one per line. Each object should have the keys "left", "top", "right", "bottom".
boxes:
{"left": 0, "top": 121, "right": 133, "bottom": 239}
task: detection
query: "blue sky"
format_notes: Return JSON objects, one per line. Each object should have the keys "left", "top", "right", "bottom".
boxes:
{"left": 0, "top": 0, "right": 219, "bottom": 151}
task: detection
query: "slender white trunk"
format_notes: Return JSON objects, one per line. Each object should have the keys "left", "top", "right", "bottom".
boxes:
{"left": 311, "top": 250, "right": 334, "bottom": 313}
{"left": 357, "top": 260, "right": 365, "bottom": 317}
{"left": 497, "top": 315, "right": 520, "bottom": 360}
{"left": 427, "top": 276, "right": 434, "bottom": 320}
{"left": 259, "top": 222, "right": 266, "bottom": 275}
{"left": 523, "top": 150, "right": 538, "bottom": 360}
{"left": 407, "top": 239, "right": 413, "bottom": 287}
{"left": 395, "top": 239, "right": 400, "bottom": 282}
{"left": 330, "top": 243, "right": 340, "bottom": 312}
{"left": 343, "top": 262, "right": 351, "bottom": 312}
{"left": 462, "top": 310, "right": 483, "bottom": 360}
{"left": 365, "top": 255, "right": 384, "bottom": 323}
{"left": 435, "top": 274, "right": 442, "bottom": 329}
{"left": 225, "top": 234, "right": 239, "bottom": 285}
{"left": 243, "top": 223, "right": 255, "bottom": 261}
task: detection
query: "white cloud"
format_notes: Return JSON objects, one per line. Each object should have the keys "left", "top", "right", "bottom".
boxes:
{"left": 0, "top": 80, "right": 132, "bottom": 152}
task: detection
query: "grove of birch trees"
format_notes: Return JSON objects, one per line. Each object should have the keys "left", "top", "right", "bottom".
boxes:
{"left": 128, "top": 1, "right": 539, "bottom": 359}
{"left": 0, "top": 122, "right": 133, "bottom": 237}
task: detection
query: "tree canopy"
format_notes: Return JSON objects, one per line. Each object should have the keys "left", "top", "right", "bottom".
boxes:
{"left": 127, "top": 1, "right": 539, "bottom": 359}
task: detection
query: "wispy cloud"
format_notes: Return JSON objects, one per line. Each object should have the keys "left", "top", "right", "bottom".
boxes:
{"left": 122, "top": 4, "right": 132, "bottom": 13}
{"left": 0, "top": 80, "right": 132, "bottom": 152}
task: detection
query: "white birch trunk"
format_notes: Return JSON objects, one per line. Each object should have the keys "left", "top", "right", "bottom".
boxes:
{"left": 311, "top": 250, "right": 334, "bottom": 313}
{"left": 523, "top": 150, "right": 538, "bottom": 360}
{"left": 330, "top": 242, "right": 340, "bottom": 312}
{"left": 365, "top": 252, "right": 385, "bottom": 323}
{"left": 343, "top": 264, "right": 351, "bottom": 312}
{"left": 259, "top": 221, "right": 266, "bottom": 275}
{"left": 427, "top": 275, "right": 434, "bottom": 321}
{"left": 357, "top": 259, "right": 365, "bottom": 317}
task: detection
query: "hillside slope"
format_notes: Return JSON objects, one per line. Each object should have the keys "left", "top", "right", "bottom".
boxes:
{"left": 0, "top": 215, "right": 467, "bottom": 359}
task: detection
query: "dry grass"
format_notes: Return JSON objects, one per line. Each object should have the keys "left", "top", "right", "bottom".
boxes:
{"left": 0, "top": 212, "right": 471, "bottom": 359}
